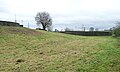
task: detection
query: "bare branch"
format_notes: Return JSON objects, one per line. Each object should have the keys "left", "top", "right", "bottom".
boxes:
{"left": 35, "top": 11, "right": 52, "bottom": 30}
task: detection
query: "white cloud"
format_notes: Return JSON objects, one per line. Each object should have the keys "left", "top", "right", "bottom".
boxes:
{"left": 1, "top": 0, "right": 120, "bottom": 30}
{"left": 0, "top": 0, "right": 9, "bottom": 12}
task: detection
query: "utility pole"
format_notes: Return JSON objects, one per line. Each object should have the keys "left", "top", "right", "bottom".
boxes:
{"left": 28, "top": 22, "right": 29, "bottom": 28}
{"left": 15, "top": 14, "right": 17, "bottom": 23}
{"left": 82, "top": 24, "right": 84, "bottom": 31}
{"left": 83, "top": 27, "right": 85, "bottom": 32}
{"left": 82, "top": 24, "right": 85, "bottom": 32}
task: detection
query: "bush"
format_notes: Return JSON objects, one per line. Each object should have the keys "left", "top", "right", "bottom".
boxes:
{"left": 112, "top": 24, "right": 120, "bottom": 37}
{"left": 65, "top": 27, "right": 73, "bottom": 31}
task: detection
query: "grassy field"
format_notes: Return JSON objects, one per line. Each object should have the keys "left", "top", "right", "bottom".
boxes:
{"left": 0, "top": 26, "right": 120, "bottom": 72}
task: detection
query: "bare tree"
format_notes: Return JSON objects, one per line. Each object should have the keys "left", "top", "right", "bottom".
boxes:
{"left": 95, "top": 28, "right": 99, "bottom": 31}
{"left": 65, "top": 27, "right": 73, "bottom": 31}
{"left": 35, "top": 12, "right": 52, "bottom": 30}
{"left": 89, "top": 27, "right": 94, "bottom": 31}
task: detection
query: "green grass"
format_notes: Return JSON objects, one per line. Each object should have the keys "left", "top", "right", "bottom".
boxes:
{"left": 0, "top": 26, "right": 120, "bottom": 72}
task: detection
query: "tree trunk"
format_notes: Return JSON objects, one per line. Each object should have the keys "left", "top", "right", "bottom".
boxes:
{"left": 41, "top": 23, "right": 46, "bottom": 30}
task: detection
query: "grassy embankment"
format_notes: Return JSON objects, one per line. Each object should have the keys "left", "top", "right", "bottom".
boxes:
{"left": 0, "top": 26, "right": 120, "bottom": 72}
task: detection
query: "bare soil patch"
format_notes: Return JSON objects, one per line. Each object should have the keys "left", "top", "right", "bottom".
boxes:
{"left": 7, "top": 27, "right": 42, "bottom": 36}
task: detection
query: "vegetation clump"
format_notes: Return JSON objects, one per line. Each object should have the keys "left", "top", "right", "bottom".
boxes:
{"left": 112, "top": 22, "right": 120, "bottom": 37}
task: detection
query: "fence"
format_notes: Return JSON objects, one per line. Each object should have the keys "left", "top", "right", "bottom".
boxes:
{"left": 61, "top": 31, "right": 112, "bottom": 36}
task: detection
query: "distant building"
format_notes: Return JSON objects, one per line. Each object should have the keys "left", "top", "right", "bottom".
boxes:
{"left": 0, "top": 20, "right": 23, "bottom": 27}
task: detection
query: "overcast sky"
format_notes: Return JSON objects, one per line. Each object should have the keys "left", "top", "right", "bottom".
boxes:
{"left": 0, "top": 0, "right": 120, "bottom": 30}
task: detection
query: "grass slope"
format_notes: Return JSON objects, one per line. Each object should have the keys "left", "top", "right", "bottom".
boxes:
{"left": 0, "top": 26, "right": 120, "bottom": 72}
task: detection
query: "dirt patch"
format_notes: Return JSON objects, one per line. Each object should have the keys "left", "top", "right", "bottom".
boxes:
{"left": 7, "top": 27, "right": 43, "bottom": 36}
{"left": 16, "top": 59, "right": 24, "bottom": 62}
{"left": 16, "top": 59, "right": 24, "bottom": 64}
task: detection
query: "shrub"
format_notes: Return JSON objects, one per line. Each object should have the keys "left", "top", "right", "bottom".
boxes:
{"left": 112, "top": 23, "right": 120, "bottom": 37}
